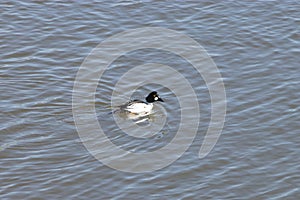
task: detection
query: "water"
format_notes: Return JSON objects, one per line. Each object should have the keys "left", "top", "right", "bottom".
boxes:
{"left": 1, "top": 0, "right": 300, "bottom": 199}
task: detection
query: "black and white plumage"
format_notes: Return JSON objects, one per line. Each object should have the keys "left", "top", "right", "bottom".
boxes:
{"left": 120, "top": 91, "right": 164, "bottom": 114}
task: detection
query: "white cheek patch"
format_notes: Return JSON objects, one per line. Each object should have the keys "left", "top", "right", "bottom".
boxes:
{"left": 154, "top": 97, "right": 158, "bottom": 100}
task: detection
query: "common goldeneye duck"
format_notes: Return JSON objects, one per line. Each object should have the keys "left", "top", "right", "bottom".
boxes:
{"left": 121, "top": 91, "right": 164, "bottom": 114}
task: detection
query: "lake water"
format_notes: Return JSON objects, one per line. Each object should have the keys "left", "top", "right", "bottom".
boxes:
{"left": 1, "top": 1, "right": 299, "bottom": 199}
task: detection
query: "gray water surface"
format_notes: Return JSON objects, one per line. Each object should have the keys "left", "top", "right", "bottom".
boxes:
{"left": 1, "top": 1, "right": 300, "bottom": 199}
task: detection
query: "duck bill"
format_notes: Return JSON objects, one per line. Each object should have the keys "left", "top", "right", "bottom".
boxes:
{"left": 158, "top": 97, "right": 164, "bottom": 102}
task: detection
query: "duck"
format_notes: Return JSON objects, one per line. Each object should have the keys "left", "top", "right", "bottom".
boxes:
{"left": 120, "top": 91, "right": 164, "bottom": 115}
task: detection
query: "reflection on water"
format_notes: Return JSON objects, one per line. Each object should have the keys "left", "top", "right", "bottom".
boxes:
{"left": 1, "top": 0, "right": 299, "bottom": 199}
{"left": 114, "top": 105, "right": 168, "bottom": 135}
